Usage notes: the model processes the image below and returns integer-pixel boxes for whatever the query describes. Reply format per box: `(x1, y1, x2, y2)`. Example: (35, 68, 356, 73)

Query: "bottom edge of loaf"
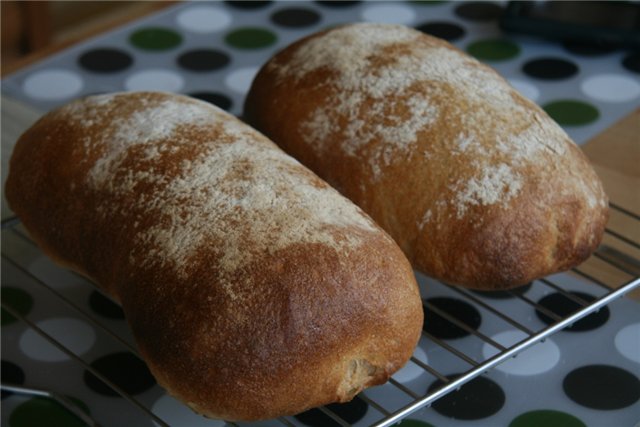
(150, 357, 395, 422)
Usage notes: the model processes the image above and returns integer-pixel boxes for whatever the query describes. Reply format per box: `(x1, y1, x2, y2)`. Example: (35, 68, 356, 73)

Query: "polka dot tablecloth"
(1, 2, 639, 427)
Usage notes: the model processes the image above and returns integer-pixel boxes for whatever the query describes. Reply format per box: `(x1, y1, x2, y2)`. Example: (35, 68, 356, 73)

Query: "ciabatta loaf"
(245, 23, 608, 290)
(5, 92, 423, 421)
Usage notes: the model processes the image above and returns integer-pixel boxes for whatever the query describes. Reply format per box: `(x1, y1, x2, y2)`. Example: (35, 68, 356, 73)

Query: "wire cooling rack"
(1, 200, 638, 427)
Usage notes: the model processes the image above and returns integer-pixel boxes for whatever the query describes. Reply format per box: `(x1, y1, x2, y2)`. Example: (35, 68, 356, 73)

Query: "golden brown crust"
(244, 23, 608, 290)
(5, 92, 423, 420)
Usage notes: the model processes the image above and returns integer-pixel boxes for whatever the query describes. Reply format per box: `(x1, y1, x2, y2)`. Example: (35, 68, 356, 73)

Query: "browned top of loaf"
(9, 92, 383, 295)
(245, 23, 608, 289)
(6, 92, 423, 420)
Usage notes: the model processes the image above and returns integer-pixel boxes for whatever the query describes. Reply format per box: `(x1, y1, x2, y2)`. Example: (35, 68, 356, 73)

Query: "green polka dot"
(396, 419, 436, 427)
(510, 410, 586, 427)
(467, 39, 521, 61)
(130, 27, 182, 51)
(543, 100, 600, 126)
(9, 396, 90, 427)
(1, 287, 34, 326)
(225, 27, 277, 49)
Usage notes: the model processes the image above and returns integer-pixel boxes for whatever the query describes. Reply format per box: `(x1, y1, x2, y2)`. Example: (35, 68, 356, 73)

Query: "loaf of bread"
(245, 23, 608, 290)
(5, 92, 423, 421)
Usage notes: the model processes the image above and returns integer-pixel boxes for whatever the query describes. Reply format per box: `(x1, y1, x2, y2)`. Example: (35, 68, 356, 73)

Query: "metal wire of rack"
(1, 201, 639, 427)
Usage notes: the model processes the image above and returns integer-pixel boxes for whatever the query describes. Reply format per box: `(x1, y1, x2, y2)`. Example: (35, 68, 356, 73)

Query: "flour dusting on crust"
(83, 98, 215, 190)
(281, 24, 439, 180)
(272, 23, 576, 217)
(453, 164, 523, 218)
(61, 93, 378, 288)
(140, 132, 378, 280)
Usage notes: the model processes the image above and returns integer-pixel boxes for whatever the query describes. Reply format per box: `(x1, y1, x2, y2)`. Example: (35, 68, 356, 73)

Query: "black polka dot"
(563, 40, 618, 56)
(271, 8, 321, 28)
(455, 2, 503, 22)
(78, 48, 133, 73)
(428, 374, 505, 419)
(189, 92, 233, 111)
(315, 1, 361, 8)
(84, 352, 155, 396)
(563, 365, 640, 410)
(224, 1, 273, 9)
(423, 297, 481, 339)
(535, 292, 609, 332)
(295, 396, 368, 426)
(177, 49, 231, 72)
(622, 52, 640, 73)
(522, 57, 579, 80)
(89, 291, 125, 320)
(472, 282, 532, 299)
(416, 21, 466, 41)
(1, 360, 25, 399)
